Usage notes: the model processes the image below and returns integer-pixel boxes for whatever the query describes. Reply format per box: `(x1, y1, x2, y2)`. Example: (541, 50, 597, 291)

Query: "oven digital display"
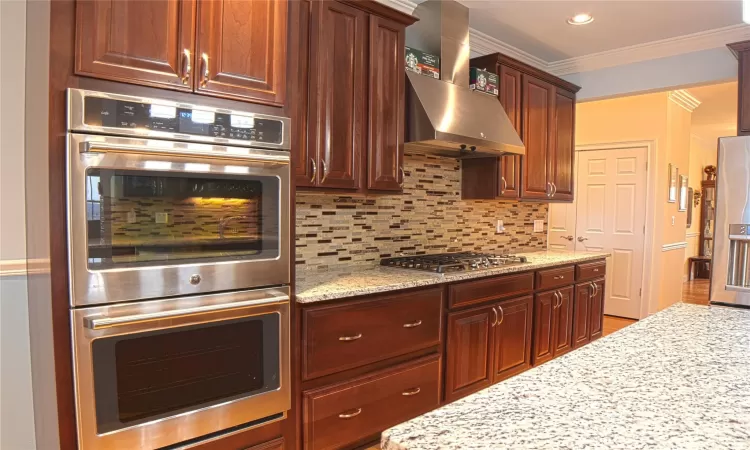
(83, 97, 283, 144)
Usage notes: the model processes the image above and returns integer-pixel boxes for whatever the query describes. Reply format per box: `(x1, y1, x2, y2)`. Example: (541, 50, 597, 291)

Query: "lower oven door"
(71, 287, 291, 450)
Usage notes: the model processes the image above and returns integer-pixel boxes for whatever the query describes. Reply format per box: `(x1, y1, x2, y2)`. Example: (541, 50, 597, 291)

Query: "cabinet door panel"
(554, 285, 574, 357)
(552, 89, 575, 201)
(195, 0, 287, 105)
(368, 15, 405, 191)
(572, 284, 592, 348)
(497, 65, 522, 199)
(308, 0, 366, 189)
(76, 0, 195, 90)
(291, 0, 315, 187)
(532, 291, 555, 366)
(445, 306, 494, 402)
(589, 279, 605, 341)
(493, 296, 533, 383)
(521, 75, 555, 200)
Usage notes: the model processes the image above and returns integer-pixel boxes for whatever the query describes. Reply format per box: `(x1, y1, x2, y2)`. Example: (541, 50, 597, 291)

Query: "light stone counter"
(382, 303, 750, 450)
(295, 250, 609, 303)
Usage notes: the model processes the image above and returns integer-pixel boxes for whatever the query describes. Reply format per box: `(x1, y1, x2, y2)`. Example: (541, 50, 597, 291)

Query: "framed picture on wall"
(668, 163, 678, 203)
(678, 175, 689, 212)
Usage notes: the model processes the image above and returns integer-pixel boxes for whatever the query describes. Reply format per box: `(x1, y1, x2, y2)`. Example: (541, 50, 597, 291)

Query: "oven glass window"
(91, 314, 280, 433)
(85, 168, 280, 269)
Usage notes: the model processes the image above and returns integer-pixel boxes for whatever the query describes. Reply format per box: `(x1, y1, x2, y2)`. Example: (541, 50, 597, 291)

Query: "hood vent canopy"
(404, 0, 525, 158)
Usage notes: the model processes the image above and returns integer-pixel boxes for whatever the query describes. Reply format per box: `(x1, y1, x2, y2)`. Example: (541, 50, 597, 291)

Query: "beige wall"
(576, 92, 693, 314)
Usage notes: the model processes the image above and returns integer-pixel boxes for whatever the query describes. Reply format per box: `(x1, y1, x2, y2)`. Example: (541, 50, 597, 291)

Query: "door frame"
(569, 140, 657, 319)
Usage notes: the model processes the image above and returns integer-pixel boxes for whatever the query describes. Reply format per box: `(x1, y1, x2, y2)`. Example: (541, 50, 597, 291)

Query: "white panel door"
(575, 147, 648, 319)
(548, 199, 576, 250)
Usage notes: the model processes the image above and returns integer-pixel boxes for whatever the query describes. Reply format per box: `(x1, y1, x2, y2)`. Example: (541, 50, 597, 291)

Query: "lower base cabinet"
(445, 295, 533, 402)
(573, 278, 605, 347)
(532, 286, 574, 366)
(302, 354, 441, 450)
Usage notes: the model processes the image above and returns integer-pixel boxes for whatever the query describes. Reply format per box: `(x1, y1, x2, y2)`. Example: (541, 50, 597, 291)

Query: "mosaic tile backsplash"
(105, 197, 261, 243)
(296, 154, 548, 270)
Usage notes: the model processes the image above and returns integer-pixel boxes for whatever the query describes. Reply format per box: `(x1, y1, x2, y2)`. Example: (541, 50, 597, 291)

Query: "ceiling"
(459, 0, 743, 62)
(685, 81, 737, 143)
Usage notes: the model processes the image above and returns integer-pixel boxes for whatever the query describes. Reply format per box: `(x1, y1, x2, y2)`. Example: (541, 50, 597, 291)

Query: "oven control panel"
(73, 90, 289, 149)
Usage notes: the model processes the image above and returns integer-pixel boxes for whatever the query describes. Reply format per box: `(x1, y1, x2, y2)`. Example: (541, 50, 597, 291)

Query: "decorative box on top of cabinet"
(462, 52, 580, 202)
(294, 0, 418, 193)
(75, 0, 288, 106)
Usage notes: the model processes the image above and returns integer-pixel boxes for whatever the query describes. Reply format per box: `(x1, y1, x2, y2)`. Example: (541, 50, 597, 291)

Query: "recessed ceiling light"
(567, 13, 594, 25)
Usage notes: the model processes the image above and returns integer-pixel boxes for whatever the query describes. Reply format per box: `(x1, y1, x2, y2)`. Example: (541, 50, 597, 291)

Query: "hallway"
(683, 279, 710, 306)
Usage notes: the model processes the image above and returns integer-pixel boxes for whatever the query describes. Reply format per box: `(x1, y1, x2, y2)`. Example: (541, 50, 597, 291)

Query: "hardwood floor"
(602, 315, 636, 336)
(682, 279, 710, 305)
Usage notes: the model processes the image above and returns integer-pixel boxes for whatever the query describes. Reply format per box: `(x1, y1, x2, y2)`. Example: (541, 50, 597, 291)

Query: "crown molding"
(547, 24, 750, 76)
(669, 90, 701, 112)
(375, 0, 750, 77)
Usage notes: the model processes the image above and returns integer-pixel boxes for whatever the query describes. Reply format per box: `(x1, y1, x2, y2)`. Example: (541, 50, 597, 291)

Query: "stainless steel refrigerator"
(710, 136, 750, 307)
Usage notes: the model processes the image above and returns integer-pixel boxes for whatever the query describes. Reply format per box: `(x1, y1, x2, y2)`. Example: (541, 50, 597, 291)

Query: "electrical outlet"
(155, 212, 169, 224)
(671, 216, 675, 226)
(534, 220, 544, 233)
(496, 219, 505, 233)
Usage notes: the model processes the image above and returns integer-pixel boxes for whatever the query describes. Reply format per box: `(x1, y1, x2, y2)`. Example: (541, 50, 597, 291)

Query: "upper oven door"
(67, 133, 290, 306)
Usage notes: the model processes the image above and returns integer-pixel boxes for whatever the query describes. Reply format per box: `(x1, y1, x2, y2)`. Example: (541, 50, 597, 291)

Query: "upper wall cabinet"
(75, 0, 287, 107)
(463, 53, 580, 202)
(728, 41, 750, 135)
(294, 0, 417, 192)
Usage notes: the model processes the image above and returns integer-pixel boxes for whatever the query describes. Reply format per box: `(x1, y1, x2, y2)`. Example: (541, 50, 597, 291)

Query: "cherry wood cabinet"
(195, 0, 288, 104)
(492, 295, 533, 383)
(532, 285, 574, 365)
(75, 0, 196, 91)
(444, 305, 494, 402)
(75, 0, 287, 106)
(573, 278, 605, 348)
(306, 0, 367, 189)
(296, 0, 417, 191)
(464, 53, 580, 202)
(728, 41, 750, 135)
(589, 278, 605, 342)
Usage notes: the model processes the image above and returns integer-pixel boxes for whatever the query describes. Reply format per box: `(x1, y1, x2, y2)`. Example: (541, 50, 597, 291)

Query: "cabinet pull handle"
(592, 282, 598, 297)
(338, 408, 362, 419)
(545, 182, 551, 197)
(403, 319, 422, 328)
(320, 159, 328, 183)
(497, 306, 504, 325)
(338, 333, 362, 342)
(593, 268, 599, 272)
(491, 307, 498, 326)
(399, 166, 405, 186)
(553, 291, 561, 308)
(309, 158, 317, 183)
(553, 275, 565, 280)
(402, 387, 421, 396)
(500, 176, 507, 194)
(551, 182, 557, 197)
(181, 48, 191, 84)
(200, 53, 209, 87)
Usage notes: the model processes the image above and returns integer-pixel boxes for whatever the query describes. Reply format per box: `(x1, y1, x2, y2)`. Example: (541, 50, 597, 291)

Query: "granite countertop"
(382, 303, 750, 450)
(295, 250, 609, 303)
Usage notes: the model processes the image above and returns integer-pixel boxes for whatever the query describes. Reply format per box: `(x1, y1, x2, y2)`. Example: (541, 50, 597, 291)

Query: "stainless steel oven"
(71, 287, 291, 449)
(66, 89, 291, 306)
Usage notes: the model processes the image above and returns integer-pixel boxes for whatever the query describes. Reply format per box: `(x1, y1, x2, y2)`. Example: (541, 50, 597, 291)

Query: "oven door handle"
(80, 141, 290, 164)
(83, 294, 289, 330)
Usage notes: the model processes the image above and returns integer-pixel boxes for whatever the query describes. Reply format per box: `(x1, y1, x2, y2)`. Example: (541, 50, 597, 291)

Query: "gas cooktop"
(380, 252, 529, 274)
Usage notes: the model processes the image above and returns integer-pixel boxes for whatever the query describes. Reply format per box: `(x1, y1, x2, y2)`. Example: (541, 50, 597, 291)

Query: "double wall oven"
(66, 89, 291, 449)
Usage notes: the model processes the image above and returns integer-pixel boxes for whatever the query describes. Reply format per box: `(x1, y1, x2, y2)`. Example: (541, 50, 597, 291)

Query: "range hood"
(405, 0, 525, 158)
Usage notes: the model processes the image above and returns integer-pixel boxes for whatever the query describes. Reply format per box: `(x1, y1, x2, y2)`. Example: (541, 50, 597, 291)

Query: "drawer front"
(303, 354, 441, 450)
(535, 266, 575, 291)
(576, 260, 606, 282)
(303, 288, 443, 379)
(448, 272, 534, 309)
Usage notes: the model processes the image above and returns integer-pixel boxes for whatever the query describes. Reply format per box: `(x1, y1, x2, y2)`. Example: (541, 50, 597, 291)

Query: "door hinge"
(643, 224, 646, 234)
(639, 288, 642, 297)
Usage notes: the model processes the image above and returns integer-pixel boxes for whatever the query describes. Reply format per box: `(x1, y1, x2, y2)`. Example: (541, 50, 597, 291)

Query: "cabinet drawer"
(535, 266, 574, 291)
(576, 260, 606, 282)
(448, 272, 533, 309)
(302, 288, 443, 379)
(303, 354, 441, 450)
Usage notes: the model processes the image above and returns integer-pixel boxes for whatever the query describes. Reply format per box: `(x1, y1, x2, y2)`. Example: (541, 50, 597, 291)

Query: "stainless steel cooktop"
(381, 252, 529, 273)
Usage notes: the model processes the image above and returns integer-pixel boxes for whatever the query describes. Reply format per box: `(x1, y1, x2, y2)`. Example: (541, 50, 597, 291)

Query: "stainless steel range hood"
(405, 0, 524, 158)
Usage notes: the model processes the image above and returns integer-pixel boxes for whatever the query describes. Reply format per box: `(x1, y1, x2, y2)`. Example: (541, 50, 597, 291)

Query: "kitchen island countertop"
(295, 250, 609, 303)
(382, 303, 750, 450)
